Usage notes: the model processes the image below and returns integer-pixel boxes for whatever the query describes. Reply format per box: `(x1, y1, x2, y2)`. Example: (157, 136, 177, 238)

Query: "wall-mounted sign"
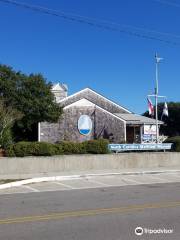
(108, 143, 172, 152)
(78, 115, 92, 136)
(144, 125, 156, 135)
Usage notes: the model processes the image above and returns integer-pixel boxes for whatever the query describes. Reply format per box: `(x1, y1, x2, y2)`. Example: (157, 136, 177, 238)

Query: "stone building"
(38, 84, 162, 144)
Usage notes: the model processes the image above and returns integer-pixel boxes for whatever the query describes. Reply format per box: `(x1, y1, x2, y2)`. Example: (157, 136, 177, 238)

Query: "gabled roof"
(52, 83, 68, 91)
(59, 87, 132, 113)
(115, 113, 163, 125)
(64, 98, 126, 123)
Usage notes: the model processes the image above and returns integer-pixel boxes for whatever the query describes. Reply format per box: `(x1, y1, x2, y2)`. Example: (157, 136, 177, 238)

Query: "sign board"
(142, 134, 152, 140)
(144, 125, 156, 135)
(108, 143, 172, 152)
(78, 115, 92, 136)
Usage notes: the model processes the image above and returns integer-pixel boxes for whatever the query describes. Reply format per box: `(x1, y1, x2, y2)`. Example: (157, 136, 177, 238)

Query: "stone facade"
(39, 87, 129, 144)
(40, 105, 125, 143)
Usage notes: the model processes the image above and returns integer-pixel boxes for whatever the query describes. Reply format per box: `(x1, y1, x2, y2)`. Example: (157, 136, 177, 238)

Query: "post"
(94, 105, 96, 139)
(38, 122, 41, 142)
(155, 53, 159, 143)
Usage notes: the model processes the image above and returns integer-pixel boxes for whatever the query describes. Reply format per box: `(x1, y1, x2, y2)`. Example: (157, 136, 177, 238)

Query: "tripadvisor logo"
(135, 226, 173, 236)
(135, 227, 143, 236)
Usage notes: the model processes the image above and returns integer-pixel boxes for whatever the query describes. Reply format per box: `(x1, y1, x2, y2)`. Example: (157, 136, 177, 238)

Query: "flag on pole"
(147, 98, 154, 116)
(162, 102, 168, 119)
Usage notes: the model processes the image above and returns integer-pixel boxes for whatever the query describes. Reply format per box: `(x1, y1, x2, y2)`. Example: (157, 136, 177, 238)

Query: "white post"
(155, 53, 159, 143)
(38, 122, 41, 142)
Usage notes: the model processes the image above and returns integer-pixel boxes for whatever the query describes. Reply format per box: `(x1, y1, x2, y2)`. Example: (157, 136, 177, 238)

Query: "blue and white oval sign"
(78, 115, 92, 136)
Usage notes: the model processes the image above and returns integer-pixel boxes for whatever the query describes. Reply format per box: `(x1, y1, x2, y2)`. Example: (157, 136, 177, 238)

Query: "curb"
(0, 169, 180, 190)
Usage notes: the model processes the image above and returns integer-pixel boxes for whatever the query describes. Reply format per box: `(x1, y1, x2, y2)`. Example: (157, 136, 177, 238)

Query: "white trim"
(124, 122, 127, 142)
(64, 98, 95, 109)
(38, 122, 41, 142)
(60, 88, 88, 102)
(60, 88, 132, 113)
(96, 105, 126, 123)
(64, 98, 126, 123)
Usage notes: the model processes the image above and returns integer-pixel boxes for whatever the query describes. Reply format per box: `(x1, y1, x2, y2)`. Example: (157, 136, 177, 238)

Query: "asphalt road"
(0, 182, 180, 240)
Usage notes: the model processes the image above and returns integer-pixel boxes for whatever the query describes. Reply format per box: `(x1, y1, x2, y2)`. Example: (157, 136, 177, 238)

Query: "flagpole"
(147, 54, 166, 144)
(155, 53, 159, 143)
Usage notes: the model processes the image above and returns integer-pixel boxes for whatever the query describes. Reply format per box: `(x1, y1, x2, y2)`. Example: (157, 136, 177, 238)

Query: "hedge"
(165, 136, 180, 152)
(5, 139, 109, 157)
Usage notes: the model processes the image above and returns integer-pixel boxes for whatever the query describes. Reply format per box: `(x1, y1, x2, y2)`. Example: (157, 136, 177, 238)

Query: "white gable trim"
(64, 98, 126, 123)
(64, 98, 95, 109)
(60, 88, 132, 113)
(64, 98, 126, 141)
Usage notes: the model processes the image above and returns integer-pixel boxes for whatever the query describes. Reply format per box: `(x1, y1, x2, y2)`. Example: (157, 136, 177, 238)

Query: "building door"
(126, 126, 141, 143)
(126, 126, 134, 143)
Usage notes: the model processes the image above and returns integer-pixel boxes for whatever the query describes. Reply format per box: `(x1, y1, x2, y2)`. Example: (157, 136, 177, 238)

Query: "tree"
(143, 102, 180, 137)
(0, 100, 22, 148)
(0, 65, 62, 141)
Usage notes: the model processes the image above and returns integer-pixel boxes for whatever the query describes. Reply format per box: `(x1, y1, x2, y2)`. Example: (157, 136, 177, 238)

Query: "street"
(0, 181, 180, 240)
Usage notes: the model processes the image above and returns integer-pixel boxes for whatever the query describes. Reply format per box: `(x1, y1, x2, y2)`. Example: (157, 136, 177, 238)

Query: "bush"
(61, 141, 87, 154)
(5, 139, 109, 157)
(85, 139, 109, 154)
(0, 128, 13, 149)
(5, 145, 16, 157)
(5, 142, 63, 157)
(31, 142, 60, 156)
(12, 141, 32, 157)
(165, 136, 180, 152)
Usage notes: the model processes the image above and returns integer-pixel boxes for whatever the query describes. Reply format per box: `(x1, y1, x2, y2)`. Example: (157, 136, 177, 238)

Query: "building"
(38, 84, 163, 144)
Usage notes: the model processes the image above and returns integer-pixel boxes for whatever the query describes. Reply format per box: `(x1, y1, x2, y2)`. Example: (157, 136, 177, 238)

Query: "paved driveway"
(0, 172, 180, 195)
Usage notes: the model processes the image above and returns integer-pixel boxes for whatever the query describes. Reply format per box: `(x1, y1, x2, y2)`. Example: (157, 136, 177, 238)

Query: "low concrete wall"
(0, 153, 180, 179)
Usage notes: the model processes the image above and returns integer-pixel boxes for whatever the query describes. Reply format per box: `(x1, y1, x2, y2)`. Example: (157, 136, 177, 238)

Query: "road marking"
(87, 179, 110, 187)
(121, 178, 137, 185)
(53, 181, 75, 189)
(122, 177, 143, 184)
(21, 185, 40, 192)
(0, 201, 180, 225)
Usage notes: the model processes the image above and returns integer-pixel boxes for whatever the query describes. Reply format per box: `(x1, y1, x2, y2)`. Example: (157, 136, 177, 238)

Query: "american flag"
(147, 98, 154, 116)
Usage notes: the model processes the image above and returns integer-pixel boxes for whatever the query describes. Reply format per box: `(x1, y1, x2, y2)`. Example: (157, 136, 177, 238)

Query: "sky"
(0, 0, 180, 114)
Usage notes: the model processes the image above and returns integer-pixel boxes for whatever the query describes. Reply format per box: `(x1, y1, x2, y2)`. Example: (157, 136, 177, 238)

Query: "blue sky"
(0, 0, 180, 113)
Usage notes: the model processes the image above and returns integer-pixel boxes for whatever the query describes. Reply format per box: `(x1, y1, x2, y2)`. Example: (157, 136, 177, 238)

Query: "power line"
(0, 0, 180, 46)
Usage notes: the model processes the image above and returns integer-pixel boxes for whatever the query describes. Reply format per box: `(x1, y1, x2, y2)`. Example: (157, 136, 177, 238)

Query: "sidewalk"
(1, 166, 180, 180)
(0, 166, 180, 191)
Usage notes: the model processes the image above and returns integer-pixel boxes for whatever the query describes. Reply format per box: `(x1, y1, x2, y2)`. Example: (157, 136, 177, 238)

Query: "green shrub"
(54, 144, 64, 155)
(13, 141, 32, 157)
(85, 139, 109, 154)
(5, 138, 109, 157)
(0, 128, 13, 149)
(5, 142, 62, 157)
(5, 145, 16, 157)
(61, 141, 87, 154)
(31, 142, 59, 156)
(165, 136, 180, 152)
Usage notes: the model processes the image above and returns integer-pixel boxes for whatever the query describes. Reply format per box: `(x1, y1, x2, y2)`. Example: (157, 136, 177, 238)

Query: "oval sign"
(78, 115, 92, 136)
